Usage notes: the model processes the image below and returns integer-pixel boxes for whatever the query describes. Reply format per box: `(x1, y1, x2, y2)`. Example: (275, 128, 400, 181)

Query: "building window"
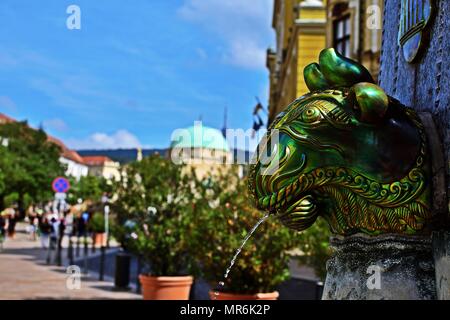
(333, 15, 351, 57)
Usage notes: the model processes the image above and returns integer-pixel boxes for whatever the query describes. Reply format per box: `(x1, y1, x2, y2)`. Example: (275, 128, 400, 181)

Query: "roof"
(45, 135, 85, 164)
(65, 150, 86, 164)
(0, 112, 86, 165)
(170, 124, 230, 151)
(0, 113, 16, 124)
(82, 156, 114, 166)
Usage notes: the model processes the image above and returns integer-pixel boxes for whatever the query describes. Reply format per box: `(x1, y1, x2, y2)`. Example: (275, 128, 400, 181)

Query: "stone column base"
(433, 231, 450, 299)
(322, 234, 436, 300)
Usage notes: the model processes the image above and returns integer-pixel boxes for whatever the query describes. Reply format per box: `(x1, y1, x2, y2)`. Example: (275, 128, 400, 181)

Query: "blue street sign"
(52, 177, 70, 193)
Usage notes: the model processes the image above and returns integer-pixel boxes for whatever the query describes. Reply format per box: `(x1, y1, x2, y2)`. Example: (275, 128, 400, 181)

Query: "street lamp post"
(104, 204, 110, 248)
(99, 201, 110, 281)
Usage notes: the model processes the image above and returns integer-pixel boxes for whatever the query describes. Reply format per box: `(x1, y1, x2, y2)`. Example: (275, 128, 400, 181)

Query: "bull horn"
(349, 82, 389, 123)
(304, 63, 329, 91)
(319, 48, 374, 87)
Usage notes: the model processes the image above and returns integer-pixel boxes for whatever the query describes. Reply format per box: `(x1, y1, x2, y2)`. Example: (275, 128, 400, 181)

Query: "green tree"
(0, 121, 65, 212)
(191, 167, 304, 294)
(67, 175, 111, 204)
(192, 166, 331, 292)
(112, 155, 197, 276)
(0, 146, 10, 198)
(293, 218, 331, 280)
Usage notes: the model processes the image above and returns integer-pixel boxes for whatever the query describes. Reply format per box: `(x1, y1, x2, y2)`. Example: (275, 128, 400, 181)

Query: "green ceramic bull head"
(249, 48, 432, 236)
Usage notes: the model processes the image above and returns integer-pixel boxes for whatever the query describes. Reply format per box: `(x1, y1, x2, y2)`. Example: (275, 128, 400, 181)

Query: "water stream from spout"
(213, 212, 270, 299)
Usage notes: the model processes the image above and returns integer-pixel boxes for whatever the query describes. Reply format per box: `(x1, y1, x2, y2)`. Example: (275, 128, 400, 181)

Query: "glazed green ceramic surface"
(249, 48, 432, 236)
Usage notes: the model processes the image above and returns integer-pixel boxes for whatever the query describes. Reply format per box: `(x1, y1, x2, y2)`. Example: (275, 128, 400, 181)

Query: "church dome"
(170, 123, 230, 152)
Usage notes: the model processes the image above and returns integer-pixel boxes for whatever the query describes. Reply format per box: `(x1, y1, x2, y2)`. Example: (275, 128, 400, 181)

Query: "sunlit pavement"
(0, 223, 141, 300)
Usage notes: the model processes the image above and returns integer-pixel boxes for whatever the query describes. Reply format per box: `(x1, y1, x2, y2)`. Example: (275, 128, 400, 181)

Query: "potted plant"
(113, 155, 197, 300)
(89, 212, 106, 246)
(293, 218, 331, 282)
(191, 167, 302, 300)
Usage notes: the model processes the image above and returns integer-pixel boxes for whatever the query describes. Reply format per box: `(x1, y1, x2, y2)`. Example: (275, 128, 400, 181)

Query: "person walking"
(27, 205, 38, 241)
(57, 214, 66, 250)
(0, 212, 6, 251)
(6, 207, 17, 239)
(49, 216, 59, 250)
(38, 215, 52, 249)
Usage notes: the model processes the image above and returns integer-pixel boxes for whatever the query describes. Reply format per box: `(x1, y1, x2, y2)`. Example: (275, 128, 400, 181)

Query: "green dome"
(170, 124, 229, 152)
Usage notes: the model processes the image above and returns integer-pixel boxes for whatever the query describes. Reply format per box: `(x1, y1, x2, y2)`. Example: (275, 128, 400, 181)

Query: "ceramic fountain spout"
(248, 48, 443, 299)
(249, 48, 434, 236)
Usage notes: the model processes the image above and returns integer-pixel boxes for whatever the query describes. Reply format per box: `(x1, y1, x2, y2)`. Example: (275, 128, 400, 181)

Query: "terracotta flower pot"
(93, 232, 106, 246)
(139, 275, 193, 300)
(209, 290, 279, 300)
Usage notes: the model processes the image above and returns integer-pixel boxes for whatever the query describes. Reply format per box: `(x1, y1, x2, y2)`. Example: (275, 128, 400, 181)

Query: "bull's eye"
(301, 106, 322, 123)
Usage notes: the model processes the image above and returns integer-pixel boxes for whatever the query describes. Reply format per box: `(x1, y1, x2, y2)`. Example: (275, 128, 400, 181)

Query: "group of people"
(0, 202, 94, 250)
(28, 203, 93, 249)
(0, 207, 18, 244)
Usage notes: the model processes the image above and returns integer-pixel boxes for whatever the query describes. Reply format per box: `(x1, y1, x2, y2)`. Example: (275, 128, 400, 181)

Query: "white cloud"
(222, 39, 267, 70)
(0, 47, 136, 116)
(178, 0, 273, 70)
(0, 48, 59, 70)
(106, 38, 142, 56)
(178, 0, 271, 23)
(196, 48, 208, 60)
(67, 130, 144, 150)
(43, 118, 68, 132)
(0, 95, 17, 111)
(0, 52, 18, 68)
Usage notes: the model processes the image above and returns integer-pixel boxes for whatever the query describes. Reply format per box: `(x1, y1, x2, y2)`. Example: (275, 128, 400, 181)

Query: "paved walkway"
(0, 223, 141, 300)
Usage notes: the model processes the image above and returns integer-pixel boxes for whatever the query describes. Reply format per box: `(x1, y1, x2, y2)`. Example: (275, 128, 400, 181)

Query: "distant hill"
(77, 149, 166, 164)
(77, 148, 253, 165)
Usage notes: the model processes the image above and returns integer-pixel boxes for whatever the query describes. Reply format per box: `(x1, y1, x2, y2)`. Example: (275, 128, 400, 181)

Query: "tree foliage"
(112, 156, 331, 288)
(294, 217, 331, 280)
(112, 155, 197, 276)
(67, 175, 112, 204)
(191, 167, 303, 294)
(0, 121, 65, 210)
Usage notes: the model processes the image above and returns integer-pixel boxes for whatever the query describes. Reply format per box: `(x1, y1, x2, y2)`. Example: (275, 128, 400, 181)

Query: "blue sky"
(0, 0, 273, 150)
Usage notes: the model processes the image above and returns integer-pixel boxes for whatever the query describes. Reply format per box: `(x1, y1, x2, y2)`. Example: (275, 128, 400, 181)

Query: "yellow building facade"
(267, 0, 327, 124)
(81, 156, 121, 181)
(267, 0, 383, 125)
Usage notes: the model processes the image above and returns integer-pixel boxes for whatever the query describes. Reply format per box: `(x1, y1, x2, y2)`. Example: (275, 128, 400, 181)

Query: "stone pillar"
(433, 231, 450, 299)
(322, 235, 436, 300)
(321, 0, 449, 300)
(378, 0, 450, 299)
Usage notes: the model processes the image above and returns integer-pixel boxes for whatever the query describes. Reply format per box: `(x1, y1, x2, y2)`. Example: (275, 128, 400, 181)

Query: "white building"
(46, 136, 89, 180)
(1, 113, 88, 180)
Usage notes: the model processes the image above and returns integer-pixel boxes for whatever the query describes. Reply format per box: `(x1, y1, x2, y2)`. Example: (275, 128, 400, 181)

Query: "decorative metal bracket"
(418, 112, 448, 227)
(398, 0, 435, 63)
